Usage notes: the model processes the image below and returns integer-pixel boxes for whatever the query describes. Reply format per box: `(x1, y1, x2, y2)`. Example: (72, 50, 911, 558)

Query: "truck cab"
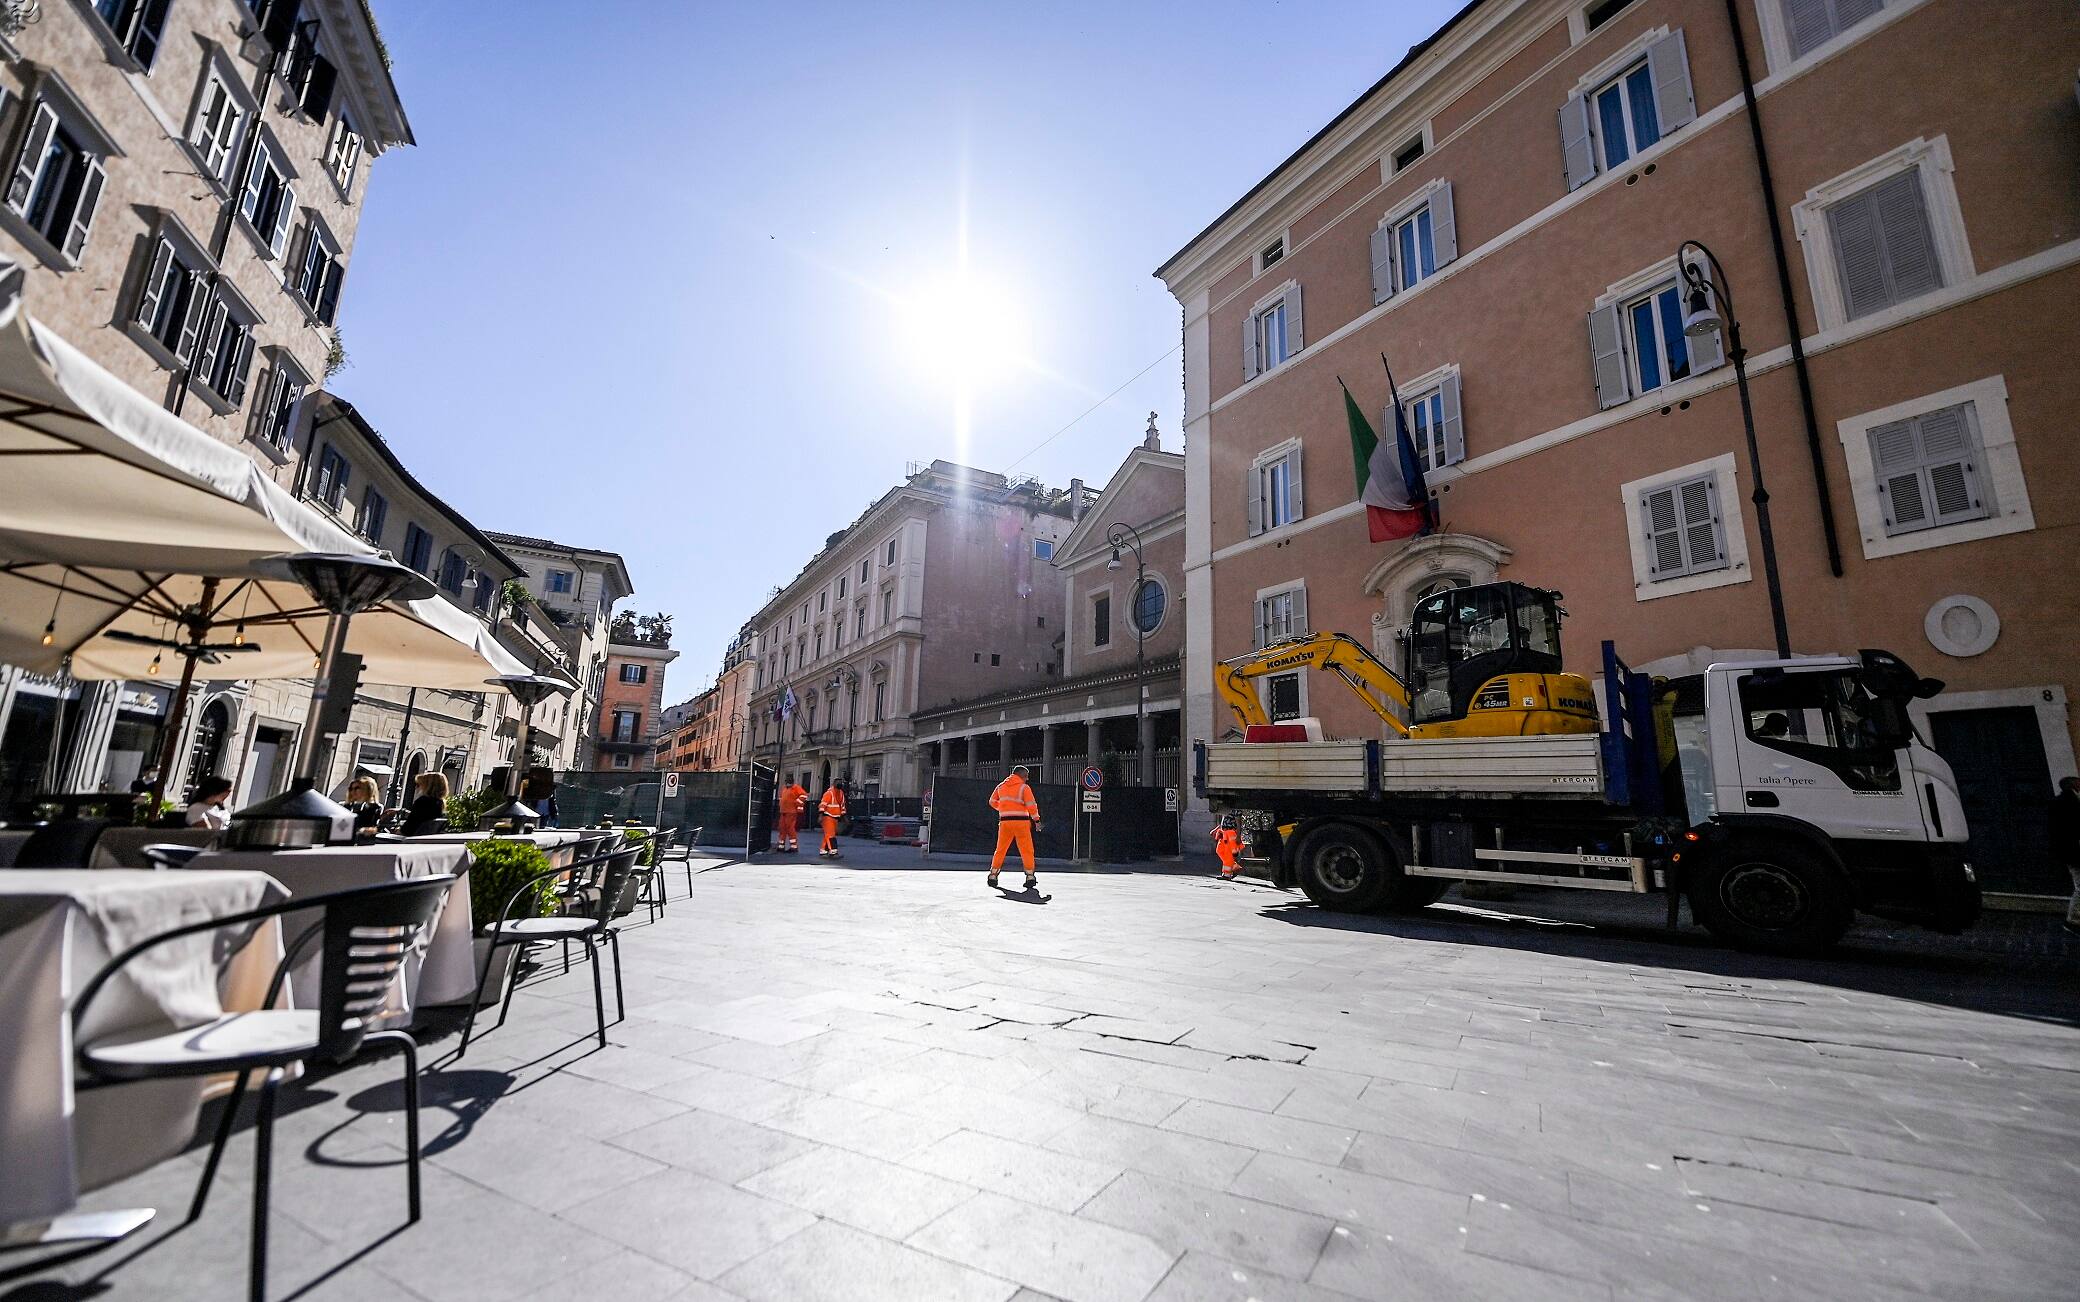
(1674, 649, 1979, 944)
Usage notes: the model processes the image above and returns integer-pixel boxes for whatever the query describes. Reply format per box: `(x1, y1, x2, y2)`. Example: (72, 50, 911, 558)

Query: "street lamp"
(828, 667, 859, 787)
(1678, 240, 1791, 660)
(1106, 522, 1149, 785)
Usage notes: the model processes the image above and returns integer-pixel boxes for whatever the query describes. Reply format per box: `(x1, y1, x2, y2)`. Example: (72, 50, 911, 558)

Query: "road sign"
(1081, 790, 1102, 812)
(1164, 787, 1178, 812)
(1080, 766, 1104, 791)
(663, 771, 680, 798)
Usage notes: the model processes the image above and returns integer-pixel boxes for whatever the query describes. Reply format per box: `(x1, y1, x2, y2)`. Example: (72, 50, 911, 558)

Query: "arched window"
(184, 698, 229, 798)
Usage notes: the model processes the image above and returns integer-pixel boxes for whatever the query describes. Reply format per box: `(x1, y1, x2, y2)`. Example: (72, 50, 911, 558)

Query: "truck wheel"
(1690, 838, 1851, 956)
(1295, 823, 1390, 912)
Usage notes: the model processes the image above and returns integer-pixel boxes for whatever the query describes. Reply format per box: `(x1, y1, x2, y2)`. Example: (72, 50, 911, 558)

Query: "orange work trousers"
(776, 811, 798, 848)
(820, 815, 839, 854)
(990, 819, 1035, 874)
(1215, 836, 1240, 872)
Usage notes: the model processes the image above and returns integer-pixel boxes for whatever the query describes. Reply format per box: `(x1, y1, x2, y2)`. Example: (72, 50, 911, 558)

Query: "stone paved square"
(13, 850, 2078, 1301)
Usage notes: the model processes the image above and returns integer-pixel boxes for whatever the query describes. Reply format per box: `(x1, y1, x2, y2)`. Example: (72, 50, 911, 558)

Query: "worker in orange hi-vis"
(986, 764, 1042, 890)
(817, 781, 848, 859)
(1213, 818, 1243, 877)
(775, 779, 809, 852)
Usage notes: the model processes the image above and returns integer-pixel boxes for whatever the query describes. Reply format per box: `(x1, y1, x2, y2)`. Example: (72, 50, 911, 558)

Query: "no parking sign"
(1080, 766, 1104, 791)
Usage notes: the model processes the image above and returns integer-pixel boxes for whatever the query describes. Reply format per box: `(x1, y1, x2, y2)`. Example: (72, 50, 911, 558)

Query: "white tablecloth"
(0, 869, 286, 1226)
(90, 826, 220, 869)
(187, 843, 475, 1010)
(397, 829, 589, 868)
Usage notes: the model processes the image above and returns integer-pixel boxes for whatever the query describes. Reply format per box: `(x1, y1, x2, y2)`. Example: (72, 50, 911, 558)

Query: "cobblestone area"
(15, 847, 2078, 1301)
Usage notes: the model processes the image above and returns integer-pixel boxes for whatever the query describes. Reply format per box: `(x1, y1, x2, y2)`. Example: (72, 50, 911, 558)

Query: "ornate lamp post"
(1105, 523, 1149, 785)
(1677, 239, 1791, 658)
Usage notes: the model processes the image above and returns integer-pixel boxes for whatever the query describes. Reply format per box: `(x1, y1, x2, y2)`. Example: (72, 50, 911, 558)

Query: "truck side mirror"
(1915, 677, 1944, 699)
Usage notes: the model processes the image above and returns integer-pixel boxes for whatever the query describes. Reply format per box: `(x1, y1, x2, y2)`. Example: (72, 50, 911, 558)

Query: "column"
(1085, 719, 1102, 776)
(995, 730, 1009, 778)
(1039, 724, 1056, 785)
(55, 681, 122, 793)
(1137, 711, 1155, 787)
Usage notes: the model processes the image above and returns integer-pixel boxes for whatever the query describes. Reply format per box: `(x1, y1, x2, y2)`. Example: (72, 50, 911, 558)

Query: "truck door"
(1728, 667, 1921, 844)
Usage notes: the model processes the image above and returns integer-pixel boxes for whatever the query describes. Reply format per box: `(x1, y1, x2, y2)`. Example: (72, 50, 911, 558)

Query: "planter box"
(466, 937, 520, 1008)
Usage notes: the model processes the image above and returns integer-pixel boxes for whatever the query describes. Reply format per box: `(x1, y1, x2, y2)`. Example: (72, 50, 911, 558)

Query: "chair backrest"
(410, 818, 450, 836)
(312, 875, 458, 1063)
(140, 843, 206, 870)
(16, 818, 113, 868)
(594, 848, 642, 921)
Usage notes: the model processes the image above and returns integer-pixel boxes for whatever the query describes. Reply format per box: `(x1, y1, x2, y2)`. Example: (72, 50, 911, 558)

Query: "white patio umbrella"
(0, 260, 552, 797)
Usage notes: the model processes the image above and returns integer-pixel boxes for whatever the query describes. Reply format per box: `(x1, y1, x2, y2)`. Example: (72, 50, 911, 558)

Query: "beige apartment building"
(915, 424, 1185, 789)
(0, 0, 411, 807)
(485, 532, 634, 772)
(1158, 0, 2078, 894)
(748, 460, 1079, 799)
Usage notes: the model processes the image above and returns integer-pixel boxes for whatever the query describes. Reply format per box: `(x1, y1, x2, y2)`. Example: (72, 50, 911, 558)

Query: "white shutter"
(1872, 168, 1942, 301)
(249, 365, 283, 440)
(1439, 372, 1465, 467)
(1283, 283, 1303, 353)
(1253, 597, 1269, 650)
(1558, 93, 1596, 191)
(1242, 312, 1259, 382)
(174, 278, 210, 362)
(1292, 586, 1309, 637)
(1641, 486, 1687, 577)
(61, 155, 104, 261)
(1869, 417, 1925, 532)
(224, 327, 255, 406)
(1588, 303, 1628, 409)
(193, 296, 227, 383)
(1916, 404, 1983, 525)
(1646, 30, 1697, 135)
(1429, 182, 1457, 267)
(269, 181, 296, 256)
(1784, 0, 1837, 57)
(7, 100, 57, 215)
(1285, 446, 1304, 521)
(1370, 222, 1394, 305)
(134, 237, 174, 328)
(1246, 466, 1264, 537)
(1678, 475, 1725, 572)
(240, 150, 268, 225)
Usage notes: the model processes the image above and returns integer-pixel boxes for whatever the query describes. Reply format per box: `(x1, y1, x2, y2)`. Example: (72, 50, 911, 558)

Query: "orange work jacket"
(988, 775, 1039, 821)
(818, 787, 847, 819)
(780, 784, 809, 815)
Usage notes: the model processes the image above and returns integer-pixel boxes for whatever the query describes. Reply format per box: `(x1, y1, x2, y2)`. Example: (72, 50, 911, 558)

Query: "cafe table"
(393, 827, 590, 869)
(186, 841, 475, 1011)
(0, 869, 287, 1227)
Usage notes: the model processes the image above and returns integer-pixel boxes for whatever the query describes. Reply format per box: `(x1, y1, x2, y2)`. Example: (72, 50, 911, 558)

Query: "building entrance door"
(1929, 707, 2057, 895)
(242, 726, 292, 807)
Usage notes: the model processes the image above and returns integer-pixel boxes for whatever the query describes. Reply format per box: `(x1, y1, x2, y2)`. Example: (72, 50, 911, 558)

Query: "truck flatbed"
(1202, 733, 1609, 801)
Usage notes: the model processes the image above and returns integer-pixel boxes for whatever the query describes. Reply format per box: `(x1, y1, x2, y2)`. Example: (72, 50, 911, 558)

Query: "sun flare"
(895, 272, 1031, 392)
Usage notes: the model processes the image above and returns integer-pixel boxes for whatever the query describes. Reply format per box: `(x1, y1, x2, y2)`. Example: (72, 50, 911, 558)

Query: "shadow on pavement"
(1257, 897, 2080, 1026)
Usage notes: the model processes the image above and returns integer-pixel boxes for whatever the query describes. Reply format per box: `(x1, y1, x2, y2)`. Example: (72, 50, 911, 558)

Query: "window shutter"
(1784, 0, 1836, 56)
(1439, 372, 1465, 467)
(134, 237, 174, 327)
(1678, 475, 1725, 572)
(1587, 303, 1628, 409)
(1246, 467, 1264, 538)
(60, 156, 105, 262)
(300, 55, 337, 120)
(1872, 168, 1942, 302)
(1646, 30, 1697, 135)
(1253, 598, 1269, 650)
(260, 0, 302, 51)
(1369, 222, 1394, 305)
(1283, 283, 1304, 353)
(193, 297, 227, 382)
(268, 182, 296, 256)
(1292, 587, 1309, 638)
(1241, 312, 1259, 382)
(249, 365, 281, 440)
(316, 256, 342, 325)
(1285, 446, 1304, 521)
(174, 276, 210, 362)
(240, 153, 268, 226)
(1641, 485, 1686, 577)
(1429, 182, 1458, 267)
(8, 101, 58, 215)
(1913, 404, 1986, 527)
(132, 0, 172, 69)
(1558, 93, 1596, 191)
(224, 328, 255, 406)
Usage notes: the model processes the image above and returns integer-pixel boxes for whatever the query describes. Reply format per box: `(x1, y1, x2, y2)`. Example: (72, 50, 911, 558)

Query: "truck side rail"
(1598, 640, 1663, 814)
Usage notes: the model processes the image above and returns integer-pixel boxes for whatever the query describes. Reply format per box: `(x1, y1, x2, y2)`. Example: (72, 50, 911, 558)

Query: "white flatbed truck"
(1194, 642, 1980, 954)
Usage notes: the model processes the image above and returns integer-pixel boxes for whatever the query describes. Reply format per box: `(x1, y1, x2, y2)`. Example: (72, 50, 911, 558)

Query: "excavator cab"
(1402, 583, 1595, 737)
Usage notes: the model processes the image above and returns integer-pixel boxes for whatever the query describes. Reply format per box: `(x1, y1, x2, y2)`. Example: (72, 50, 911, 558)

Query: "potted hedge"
(465, 838, 554, 1006)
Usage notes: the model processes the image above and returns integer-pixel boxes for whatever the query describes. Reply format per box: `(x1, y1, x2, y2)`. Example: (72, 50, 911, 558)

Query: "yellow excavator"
(1217, 581, 1600, 739)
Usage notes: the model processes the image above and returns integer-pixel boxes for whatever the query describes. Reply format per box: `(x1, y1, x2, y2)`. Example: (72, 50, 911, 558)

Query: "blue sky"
(341, 0, 1465, 690)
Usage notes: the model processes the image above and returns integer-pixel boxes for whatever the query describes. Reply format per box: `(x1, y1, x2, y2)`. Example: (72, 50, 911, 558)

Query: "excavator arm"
(1216, 633, 1412, 737)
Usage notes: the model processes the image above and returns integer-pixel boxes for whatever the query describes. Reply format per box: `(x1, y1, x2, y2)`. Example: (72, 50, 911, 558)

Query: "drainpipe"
(1723, 0, 1844, 578)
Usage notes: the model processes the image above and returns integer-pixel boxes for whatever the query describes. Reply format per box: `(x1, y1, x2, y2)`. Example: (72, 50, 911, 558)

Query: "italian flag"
(1344, 371, 1435, 543)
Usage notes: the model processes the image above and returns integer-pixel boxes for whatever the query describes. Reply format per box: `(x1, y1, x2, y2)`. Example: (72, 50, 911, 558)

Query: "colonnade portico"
(918, 709, 1180, 790)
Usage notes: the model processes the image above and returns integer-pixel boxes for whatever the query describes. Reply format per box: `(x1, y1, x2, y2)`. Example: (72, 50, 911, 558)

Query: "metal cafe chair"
(69, 875, 458, 1302)
(658, 825, 702, 895)
(456, 847, 641, 1058)
(628, 829, 674, 922)
(12, 818, 113, 868)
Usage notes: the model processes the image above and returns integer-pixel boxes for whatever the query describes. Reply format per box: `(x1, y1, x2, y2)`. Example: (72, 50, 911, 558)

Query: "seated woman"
(183, 776, 235, 830)
(342, 775, 386, 831)
(400, 771, 450, 836)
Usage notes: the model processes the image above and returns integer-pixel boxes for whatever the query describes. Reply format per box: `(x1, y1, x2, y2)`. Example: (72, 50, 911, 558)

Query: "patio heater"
(225, 554, 434, 849)
(481, 673, 575, 831)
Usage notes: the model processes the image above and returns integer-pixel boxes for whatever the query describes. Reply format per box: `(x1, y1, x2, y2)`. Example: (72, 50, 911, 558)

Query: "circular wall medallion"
(1923, 595, 1998, 658)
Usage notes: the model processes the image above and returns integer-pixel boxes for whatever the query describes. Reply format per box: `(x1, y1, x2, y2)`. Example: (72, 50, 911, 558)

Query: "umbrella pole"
(144, 649, 201, 811)
(290, 611, 353, 788)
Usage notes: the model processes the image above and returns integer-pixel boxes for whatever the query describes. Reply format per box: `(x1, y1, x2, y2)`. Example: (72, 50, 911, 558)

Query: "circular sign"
(1080, 766, 1104, 791)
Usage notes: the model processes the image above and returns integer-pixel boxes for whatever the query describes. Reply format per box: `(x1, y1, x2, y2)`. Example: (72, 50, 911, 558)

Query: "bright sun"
(896, 272, 1031, 391)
